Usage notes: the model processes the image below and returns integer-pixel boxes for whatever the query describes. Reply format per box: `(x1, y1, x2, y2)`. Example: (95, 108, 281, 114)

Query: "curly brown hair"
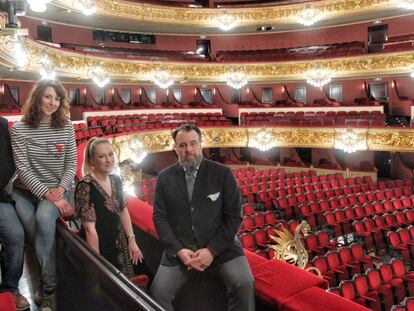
(22, 80, 70, 128)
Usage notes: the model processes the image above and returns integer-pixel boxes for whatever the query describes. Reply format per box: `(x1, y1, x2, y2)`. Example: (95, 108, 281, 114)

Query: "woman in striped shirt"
(10, 79, 77, 311)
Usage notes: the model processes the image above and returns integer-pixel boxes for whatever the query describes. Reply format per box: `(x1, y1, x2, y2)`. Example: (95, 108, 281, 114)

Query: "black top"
(0, 117, 15, 202)
(75, 174, 134, 277)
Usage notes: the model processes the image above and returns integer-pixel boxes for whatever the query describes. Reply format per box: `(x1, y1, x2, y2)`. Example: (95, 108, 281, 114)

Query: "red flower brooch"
(56, 144, 63, 152)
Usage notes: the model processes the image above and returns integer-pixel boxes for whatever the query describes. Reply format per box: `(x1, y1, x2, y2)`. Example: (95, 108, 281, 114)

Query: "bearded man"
(150, 124, 255, 311)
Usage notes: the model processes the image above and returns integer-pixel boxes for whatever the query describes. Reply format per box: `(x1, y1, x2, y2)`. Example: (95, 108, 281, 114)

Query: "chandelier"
(306, 68, 332, 88)
(153, 71, 174, 89)
(296, 8, 322, 26)
(334, 128, 368, 153)
(129, 140, 148, 164)
(249, 129, 277, 152)
(398, 0, 414, 10)
(92, 66, 110, 88)
(27, 0, 51, 13)
(215, 13, 238, 31)
(39, 55, 56, 80)
(5, 37, 28, 68)
(226, 72, 247, 89)
(79, 0, 97, 15)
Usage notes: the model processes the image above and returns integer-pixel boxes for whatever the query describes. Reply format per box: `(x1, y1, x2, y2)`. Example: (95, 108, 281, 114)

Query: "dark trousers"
(150, 255, 255, 311)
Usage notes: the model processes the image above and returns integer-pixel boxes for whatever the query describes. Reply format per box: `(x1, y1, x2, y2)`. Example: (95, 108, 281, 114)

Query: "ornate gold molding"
(52, 0, 398, 28)
(0, 13, 6, 31)
(110, 127, 414, 157)
(1, 38, 413, 82)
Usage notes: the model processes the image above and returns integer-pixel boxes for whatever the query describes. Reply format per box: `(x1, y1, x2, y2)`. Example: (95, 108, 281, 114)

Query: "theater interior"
(1, 0, 414, 310)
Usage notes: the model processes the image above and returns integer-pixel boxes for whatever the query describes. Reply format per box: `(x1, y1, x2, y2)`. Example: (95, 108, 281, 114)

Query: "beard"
(179, 153, 203, 171)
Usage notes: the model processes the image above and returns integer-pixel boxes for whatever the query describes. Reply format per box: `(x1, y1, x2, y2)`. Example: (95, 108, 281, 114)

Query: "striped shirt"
(10, 120, 77, 199)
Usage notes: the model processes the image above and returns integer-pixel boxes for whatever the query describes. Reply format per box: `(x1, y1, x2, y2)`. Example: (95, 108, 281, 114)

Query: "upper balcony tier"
(1, 35, 413, 85)
(26, 0, 412, 35)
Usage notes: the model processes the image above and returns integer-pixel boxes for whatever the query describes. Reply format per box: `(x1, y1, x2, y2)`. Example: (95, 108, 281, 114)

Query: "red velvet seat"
(304, 234, 325, 258)
(395, 211, 412, 226)
(391, 258, 414, 296)
(350, 243, 377, 270)
(243, 204, 256, 216)
(387, 231, 413, 262)
(312, 256, 337, 287)
(363, 217, 385, 249)
(241, 216, 255, 232)
(316, 230, 337, 251)
(379, 263, 405, 304)
(352, 274, 381, 311)
(353, 220, 375, 251)
(334, 209, 352, 234)
(253, 213, 266, 229)
(253, 229, 270, 248)
(324, 211, 343, 238)
(326, 251, 350, 281)
(366, 268, 393, 310)
(338, 247, 361, 275)
(263, 211, 281, 226)
(339, 280, 367, 307)
(240, 232, 258, 252)
(384, 213, 400, 230)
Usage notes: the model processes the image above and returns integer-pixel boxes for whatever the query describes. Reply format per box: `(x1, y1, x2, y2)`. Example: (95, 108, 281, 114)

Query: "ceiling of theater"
(24, 0, 411, 35)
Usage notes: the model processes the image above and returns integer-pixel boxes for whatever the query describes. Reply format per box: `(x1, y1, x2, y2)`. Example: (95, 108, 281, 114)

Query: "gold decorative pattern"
(368, 129, 414, 152)
(52, 0, 398, 28)
(202, 127, 248, 148)
(0, 13, 6, 30)
(1, 38, 414, 82)
(113, 131, 174, 156)
(268, 220, 310, 269)
(109, 127, 414, 159)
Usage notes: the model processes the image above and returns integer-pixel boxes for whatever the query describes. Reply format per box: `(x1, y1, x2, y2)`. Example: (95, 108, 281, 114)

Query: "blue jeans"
(0, 202, 25, 294)
(12, 187, 71, 293)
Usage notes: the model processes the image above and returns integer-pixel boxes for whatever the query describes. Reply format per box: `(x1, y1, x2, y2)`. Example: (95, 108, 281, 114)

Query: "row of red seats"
(235, 170, 322, 185)
(216, 41, 365, 62)
(88, 112, 226, 127)
(239, 220, 302, 257)
(231, 166, 285, 177)
(240, 211, 283, 233)
(387, 227, 414, 263)
(313, 243, 380, 287)
(241, 110, 383, 122)
(265, 187, 412, 220)
(236, 172, 379, 188)
(325, 202, 414, 240)
(111, 119, 233, 134)
(351, 212, 414, 251)
(62, 42, 207, 62)
(247, 119, 385, 128)
(328, 259, 414, 311)
(75, 126, 104, 145)
(256, 182, 382, 206)
(323, 202, 414, 235)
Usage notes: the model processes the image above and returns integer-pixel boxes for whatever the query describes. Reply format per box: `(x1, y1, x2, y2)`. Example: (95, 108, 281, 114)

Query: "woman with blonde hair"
(75, 137, 146, 278)
(11, 79, 77, 311)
